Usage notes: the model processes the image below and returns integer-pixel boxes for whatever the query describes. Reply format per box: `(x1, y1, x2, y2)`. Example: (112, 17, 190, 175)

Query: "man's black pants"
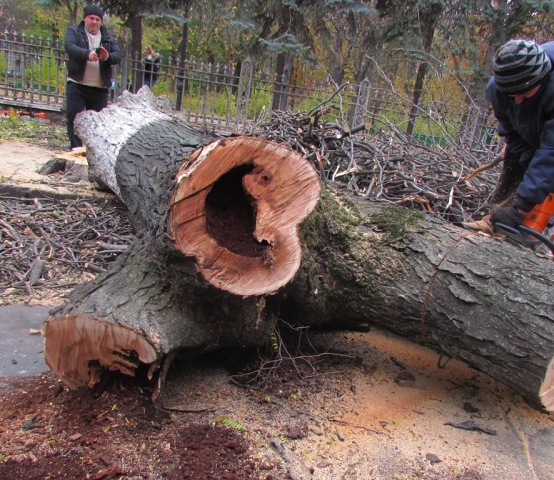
(66, 82, 108, 149)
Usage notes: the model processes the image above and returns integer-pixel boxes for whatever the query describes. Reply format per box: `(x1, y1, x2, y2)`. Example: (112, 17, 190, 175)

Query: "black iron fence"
(1, 30, 500, 158)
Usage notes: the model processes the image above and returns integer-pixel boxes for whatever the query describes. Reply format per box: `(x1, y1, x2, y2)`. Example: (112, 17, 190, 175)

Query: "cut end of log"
(169, 136, 320, 296)
(539, 355, 554, 412)
(44, 315, 158, 390)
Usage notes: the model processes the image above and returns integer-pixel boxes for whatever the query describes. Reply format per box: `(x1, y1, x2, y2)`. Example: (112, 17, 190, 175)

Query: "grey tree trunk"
(43, 88, 554, 411)
(286, 194, 554, 411)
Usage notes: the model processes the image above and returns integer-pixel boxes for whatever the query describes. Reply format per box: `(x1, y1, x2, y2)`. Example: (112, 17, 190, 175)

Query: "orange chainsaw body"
(522, 193, 554, 234)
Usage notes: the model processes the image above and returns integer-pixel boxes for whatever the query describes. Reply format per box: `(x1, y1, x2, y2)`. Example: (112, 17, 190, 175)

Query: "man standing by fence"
(64, 5, 121, 150)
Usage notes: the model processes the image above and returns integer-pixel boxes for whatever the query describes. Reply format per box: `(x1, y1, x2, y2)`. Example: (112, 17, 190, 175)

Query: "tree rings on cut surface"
(169, 136, 321, 296)
(44, 315, 157, 389)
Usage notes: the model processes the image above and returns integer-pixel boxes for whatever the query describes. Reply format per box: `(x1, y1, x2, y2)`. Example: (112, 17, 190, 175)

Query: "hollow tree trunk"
(44, 88, 320, 400)
(44, 88, 554, 412)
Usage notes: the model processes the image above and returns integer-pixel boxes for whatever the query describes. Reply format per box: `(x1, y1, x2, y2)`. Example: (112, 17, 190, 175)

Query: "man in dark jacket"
(64, 5, 122, 149)
(484, 39, 554, 229)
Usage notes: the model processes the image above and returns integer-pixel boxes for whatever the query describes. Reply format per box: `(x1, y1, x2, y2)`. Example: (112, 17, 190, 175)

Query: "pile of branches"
(0, 196, 134, 303)
(254, 109, 501, 225)
(1, 109, 502, 302)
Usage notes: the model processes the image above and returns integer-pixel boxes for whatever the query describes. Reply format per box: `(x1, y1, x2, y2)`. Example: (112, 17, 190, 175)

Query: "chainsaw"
(493, 193, 554, 257)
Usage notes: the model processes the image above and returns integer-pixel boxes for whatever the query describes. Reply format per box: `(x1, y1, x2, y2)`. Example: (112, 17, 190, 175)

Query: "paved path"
(0, 305, 50, 376)
(0, 140, 104, 199)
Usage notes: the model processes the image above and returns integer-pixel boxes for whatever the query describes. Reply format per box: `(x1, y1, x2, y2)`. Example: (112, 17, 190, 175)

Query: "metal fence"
(0, 31, 66, 112)
(0, 30, 500, 157)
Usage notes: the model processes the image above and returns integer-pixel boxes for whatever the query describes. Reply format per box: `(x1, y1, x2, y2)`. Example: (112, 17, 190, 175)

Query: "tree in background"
(102, 0, 146, 65)
(374, 0, 445, 136)
(35, 0, 82, 26)
(0, 0, 70, 33)
(4, 0, 554, 120)
(184, 0, 252, 64)
(174, 0, 189, 110)
(317, 0, 381, 87)
(246, 0, 314, 111)
(171, 0, 258, 109)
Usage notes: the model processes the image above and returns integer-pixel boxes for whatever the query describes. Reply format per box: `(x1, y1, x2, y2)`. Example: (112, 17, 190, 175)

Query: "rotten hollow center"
(205, 164, 270, 258)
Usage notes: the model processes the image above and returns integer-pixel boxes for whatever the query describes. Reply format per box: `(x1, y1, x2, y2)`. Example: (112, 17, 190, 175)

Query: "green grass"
(0, 114, 67, 150)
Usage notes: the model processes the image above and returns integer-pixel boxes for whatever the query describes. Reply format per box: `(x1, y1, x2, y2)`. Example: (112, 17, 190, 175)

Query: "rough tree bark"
(44, 88, 554, 411)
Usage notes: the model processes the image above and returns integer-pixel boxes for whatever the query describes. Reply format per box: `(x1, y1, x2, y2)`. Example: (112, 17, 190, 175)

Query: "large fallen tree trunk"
(44, 88, 554, 411)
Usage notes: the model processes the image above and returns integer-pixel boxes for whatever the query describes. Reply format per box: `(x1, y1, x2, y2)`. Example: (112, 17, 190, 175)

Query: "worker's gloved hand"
(490, 205, 525, 228)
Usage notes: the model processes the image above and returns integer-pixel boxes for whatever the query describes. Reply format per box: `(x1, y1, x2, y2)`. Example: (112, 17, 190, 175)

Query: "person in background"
(465, 39, 554, 232)
(64, 5, 122, 150)
(143, 45, 161, 89)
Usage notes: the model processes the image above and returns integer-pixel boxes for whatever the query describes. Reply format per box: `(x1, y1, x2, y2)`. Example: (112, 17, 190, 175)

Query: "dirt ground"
(1, 140, 554, 480)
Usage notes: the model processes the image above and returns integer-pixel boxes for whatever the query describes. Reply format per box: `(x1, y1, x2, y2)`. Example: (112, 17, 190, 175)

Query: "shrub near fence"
(0, 30, 500, 159)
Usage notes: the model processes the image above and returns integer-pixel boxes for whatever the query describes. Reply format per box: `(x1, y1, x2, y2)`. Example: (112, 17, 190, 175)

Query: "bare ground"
(2, 326, 554, 480)
(1, 140, 553, 480)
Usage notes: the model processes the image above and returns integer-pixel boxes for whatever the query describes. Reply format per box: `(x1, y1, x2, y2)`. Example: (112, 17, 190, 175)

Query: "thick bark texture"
(44, 88, 554, 411)
(285, 194, 554, 411)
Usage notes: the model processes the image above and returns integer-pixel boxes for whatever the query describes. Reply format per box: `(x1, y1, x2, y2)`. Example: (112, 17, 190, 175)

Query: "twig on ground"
(0, 196, 134, 302)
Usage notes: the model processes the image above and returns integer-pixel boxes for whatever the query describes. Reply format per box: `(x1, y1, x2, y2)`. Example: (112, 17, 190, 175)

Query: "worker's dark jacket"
(486, 41, 554, 211)
(64, 22, 122, 89)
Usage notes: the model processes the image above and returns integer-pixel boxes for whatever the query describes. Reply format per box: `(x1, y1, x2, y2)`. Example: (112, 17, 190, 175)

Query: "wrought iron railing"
(0, 30, 500, 158)
(0, 31, 66, 111)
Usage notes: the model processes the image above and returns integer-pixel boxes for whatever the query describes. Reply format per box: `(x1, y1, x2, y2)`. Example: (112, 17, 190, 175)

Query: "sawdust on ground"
(0, 140, 553, 480)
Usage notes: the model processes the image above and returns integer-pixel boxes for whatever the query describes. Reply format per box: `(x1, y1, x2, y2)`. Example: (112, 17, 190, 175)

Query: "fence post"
(111, 40, 130, 102)
(235, 57, 253, 127)
(348, 78, 371, 129)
